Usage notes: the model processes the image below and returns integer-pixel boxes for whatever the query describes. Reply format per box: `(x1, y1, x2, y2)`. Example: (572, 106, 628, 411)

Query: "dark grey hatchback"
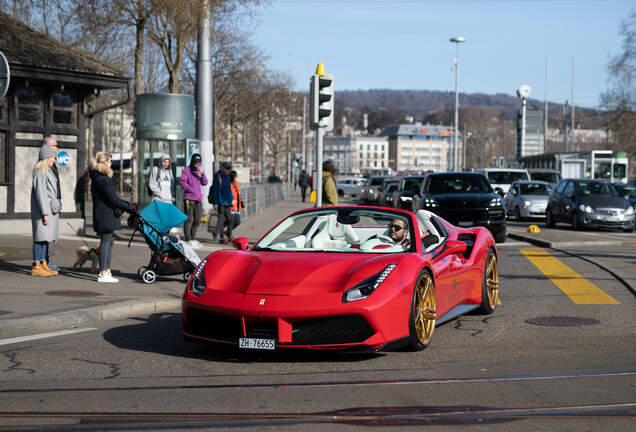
(546, 179, 635, 232)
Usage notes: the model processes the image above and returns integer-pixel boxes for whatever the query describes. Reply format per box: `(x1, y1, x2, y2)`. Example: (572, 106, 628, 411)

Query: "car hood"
(519, 194, 550, 202)
(581, 196, 630, 210)
(201, 250, 403, 296)
(428, 193, 498, 208)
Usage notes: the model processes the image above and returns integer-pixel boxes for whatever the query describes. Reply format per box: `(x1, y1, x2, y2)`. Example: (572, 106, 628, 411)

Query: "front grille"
(292, 315, 375, 345)
(185, 308, 242, 341)
(185, 309, 376, 346)
(597, 208, 624, 216)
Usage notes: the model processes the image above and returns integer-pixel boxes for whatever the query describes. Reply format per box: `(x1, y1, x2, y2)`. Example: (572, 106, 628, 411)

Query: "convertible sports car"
(182, 206, 499, 352)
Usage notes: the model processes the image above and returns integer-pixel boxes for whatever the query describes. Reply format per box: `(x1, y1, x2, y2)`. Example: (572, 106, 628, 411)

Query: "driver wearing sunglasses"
(387, 219, 409, 246)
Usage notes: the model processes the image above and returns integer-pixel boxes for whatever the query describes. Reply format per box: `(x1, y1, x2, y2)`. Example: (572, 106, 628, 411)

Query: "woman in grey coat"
(30, 145, 60, 276)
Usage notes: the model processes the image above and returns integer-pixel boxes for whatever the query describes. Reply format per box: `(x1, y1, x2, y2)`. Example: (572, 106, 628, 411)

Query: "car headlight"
(422, 197, 439, 208)
(401, 196, 412, 201)
(188, 257, 208, 297)
(342, 263, 397, 302)
(489, 197, 503, 207)
(579, 204, 594, 214)
(524, 200, 532, 207)
(626, 206, 635, 215)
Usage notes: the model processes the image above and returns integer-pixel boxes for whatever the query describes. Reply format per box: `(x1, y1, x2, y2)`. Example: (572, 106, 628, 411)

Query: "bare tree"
(604, 8, 636, 177)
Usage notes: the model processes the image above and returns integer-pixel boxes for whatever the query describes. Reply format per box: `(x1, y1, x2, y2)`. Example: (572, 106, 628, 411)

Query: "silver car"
(504, 180, 552, 221)
(335, 177, 366, 197)
(362, 175, 394, 204)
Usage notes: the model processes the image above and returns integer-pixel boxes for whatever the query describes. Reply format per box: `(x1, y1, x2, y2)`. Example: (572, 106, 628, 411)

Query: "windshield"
(575, 181, 622, 197)
(530, 172, 561, 183)
(487, 171, 529, 184)
(370, 177, 391, 186)
(253, 208, 415, 253)
(400, 177, 424, 191)
(426, 174, 492, 194)
(615, 185, 636, 198)
(519, 183, 552, 195)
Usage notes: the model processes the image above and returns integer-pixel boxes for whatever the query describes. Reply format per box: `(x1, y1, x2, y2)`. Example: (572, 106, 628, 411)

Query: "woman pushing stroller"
(90, 152, 136, 283)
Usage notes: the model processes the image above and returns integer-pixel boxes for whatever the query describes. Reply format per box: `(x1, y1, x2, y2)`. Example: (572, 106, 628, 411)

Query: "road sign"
(0, 51, 9, 102)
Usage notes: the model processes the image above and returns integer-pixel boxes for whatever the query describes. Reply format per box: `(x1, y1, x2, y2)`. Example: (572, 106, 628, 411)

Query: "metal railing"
(239, 183, 292, 221)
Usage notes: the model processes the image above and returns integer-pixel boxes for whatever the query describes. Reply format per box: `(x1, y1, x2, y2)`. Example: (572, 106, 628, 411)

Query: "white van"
(474, 168, 530, 193)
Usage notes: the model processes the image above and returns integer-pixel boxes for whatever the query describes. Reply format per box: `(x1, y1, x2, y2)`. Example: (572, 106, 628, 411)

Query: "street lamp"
(450, 36, 465, 171)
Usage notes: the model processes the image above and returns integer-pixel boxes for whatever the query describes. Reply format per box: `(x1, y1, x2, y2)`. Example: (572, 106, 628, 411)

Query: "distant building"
(323, 133, 388, 175)
(380, 123, 456, 173)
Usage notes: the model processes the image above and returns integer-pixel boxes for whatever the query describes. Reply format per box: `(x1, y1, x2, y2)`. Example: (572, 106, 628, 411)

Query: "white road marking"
(0, 328, 97, 346)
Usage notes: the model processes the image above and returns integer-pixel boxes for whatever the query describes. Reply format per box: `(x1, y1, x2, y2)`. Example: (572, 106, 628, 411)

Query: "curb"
(0, 299, 182, 339)
(507, 231, 621, 248)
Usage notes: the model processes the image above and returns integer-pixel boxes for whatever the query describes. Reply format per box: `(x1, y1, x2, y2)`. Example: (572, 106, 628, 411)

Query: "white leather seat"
(312, 214, 360, 249)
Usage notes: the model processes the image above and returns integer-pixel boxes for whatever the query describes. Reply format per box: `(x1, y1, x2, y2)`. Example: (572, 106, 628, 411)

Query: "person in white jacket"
(149, 154, 174, 203)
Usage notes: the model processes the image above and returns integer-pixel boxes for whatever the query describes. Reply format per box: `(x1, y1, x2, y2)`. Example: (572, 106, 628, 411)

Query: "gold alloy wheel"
(413, 273, 437, 345)
(485, 251, 499, 308)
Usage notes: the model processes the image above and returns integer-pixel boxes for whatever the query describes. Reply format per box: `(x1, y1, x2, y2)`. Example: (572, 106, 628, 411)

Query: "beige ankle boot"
(32, 262, 54, 277)
(41, 261, 59, 275)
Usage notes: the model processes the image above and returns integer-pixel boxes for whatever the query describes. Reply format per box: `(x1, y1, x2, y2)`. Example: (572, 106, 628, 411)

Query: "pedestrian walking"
(30, 145, 61, 276)
(148, 154, 174, 203)
(225, 170, 244, 242)
(89, 152, 135, 283)
(298, 169, 309, 202)
(179, 153, 208, 249)
(209, 161, 234, 243)
(322, 161, 338, 206)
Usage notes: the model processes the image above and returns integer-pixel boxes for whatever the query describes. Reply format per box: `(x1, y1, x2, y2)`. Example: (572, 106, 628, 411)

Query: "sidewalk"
(0, 190, 313, 339)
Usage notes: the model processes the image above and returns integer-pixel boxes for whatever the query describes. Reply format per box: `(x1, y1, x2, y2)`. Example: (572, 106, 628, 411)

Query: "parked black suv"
(413, 172, 507, 243)
(546, 179, 635, 232)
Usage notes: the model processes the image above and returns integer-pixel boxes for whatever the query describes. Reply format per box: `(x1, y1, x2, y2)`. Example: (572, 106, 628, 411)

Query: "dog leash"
(67, 222, 99, 255)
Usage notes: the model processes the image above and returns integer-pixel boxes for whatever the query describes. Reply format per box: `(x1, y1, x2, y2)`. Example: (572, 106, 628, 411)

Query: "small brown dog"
(73, 244, 100, 272)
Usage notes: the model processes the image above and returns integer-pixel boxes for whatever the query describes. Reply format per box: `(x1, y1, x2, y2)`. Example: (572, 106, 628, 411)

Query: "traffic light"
(309, 63, 334, 132)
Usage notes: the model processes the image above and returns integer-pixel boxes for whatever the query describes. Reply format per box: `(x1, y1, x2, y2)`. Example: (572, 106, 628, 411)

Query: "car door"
(558, 181, 577, 221)
(505, 182, 518, 214)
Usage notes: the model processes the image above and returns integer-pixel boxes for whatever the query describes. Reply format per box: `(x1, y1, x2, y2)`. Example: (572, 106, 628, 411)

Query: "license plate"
(458, 221, 473, 227)
(239, 338, 276, 350)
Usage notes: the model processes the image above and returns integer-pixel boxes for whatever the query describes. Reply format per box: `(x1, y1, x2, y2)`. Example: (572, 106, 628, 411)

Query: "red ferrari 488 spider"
(182, 207, 499, 351)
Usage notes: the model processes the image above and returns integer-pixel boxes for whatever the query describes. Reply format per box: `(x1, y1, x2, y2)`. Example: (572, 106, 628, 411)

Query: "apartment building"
(381, 123, 456, 173)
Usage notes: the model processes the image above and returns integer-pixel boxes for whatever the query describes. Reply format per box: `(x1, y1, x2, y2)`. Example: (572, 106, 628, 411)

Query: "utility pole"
(197, 0, 213, 210)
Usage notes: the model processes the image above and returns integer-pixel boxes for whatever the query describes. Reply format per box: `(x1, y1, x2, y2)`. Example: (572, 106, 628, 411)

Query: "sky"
(242, 0, 633, 109)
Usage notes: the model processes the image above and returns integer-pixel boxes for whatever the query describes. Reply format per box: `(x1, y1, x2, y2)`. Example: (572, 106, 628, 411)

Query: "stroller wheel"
(137, 266, 147, 280)
(141, 270, 156, 284)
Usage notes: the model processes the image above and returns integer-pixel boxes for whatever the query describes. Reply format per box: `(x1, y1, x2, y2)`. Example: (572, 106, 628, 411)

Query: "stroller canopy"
(139, 201, 188, 233)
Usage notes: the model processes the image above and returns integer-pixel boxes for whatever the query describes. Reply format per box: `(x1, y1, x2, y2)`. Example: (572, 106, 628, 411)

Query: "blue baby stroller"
(128, 200, 198, 284)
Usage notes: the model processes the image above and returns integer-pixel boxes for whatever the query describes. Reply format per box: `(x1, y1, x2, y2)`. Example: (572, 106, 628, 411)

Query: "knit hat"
(161, 154, 170, 161)
(39, 145, 56, 160)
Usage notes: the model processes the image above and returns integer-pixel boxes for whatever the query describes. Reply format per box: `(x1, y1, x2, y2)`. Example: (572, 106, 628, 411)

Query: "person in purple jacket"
(179, 153, 208, 249)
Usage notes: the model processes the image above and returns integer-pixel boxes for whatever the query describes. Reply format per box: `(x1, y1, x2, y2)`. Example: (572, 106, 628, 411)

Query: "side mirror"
(232, 237, 249, 251)
(495, 187, 504, 198)
(432, 240, 467, 263)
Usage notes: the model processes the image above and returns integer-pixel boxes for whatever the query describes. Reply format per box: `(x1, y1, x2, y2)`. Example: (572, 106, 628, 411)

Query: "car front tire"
(571, 211, 581, 230)
(545, 208, 555, 228)
(407, 270, 436, 351)
(479, 249, 499, 314)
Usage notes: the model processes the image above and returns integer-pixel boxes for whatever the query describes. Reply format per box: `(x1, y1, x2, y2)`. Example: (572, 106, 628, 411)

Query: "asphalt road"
(1, 201, 635, 431)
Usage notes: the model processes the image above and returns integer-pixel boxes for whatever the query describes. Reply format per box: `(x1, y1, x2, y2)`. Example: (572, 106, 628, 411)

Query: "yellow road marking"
(520, 248, 620, 304)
